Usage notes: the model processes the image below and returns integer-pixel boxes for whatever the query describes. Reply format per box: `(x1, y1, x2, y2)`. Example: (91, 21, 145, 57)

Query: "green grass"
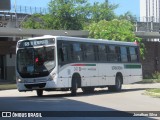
(136, 79, 160, 98)
(0, 84, 17, 90)
(145, 89, 160, 98)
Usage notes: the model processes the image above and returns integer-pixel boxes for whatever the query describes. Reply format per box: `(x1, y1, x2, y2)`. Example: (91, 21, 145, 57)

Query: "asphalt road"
(0, 83, 160, 120)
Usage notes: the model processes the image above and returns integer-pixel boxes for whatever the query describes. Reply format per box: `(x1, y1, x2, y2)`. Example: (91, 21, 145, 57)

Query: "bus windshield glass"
(17, 46, 55, 78)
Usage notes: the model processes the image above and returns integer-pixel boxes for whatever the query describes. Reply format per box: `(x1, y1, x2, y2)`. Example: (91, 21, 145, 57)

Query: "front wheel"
(108, 76, 122, 92)
(36, 89, 43, 97)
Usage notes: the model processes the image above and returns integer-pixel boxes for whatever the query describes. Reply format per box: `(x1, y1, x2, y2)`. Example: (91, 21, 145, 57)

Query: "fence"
(0, 5, 49, 15)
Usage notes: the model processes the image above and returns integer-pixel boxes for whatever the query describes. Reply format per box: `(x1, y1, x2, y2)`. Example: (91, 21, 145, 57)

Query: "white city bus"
(16, 35, 142, 96)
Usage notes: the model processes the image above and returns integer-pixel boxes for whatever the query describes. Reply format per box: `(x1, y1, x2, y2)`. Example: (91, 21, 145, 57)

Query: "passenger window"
(61, 43, 69, 62)
(85, 44, 95, 61)
(108, 46, 118, 62)
(120, 47, 128, 62)
(98, 44, 107, 61)
(73, 43, 83, 61)
(129, 47, 138, 62)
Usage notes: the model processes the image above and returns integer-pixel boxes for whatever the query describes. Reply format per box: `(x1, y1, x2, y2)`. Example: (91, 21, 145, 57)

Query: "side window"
(108, 46, 115, 62)
(58, 41, 69, 64)
(120, 47, 128, 62)
(129, 47, 138, 62)
(62, 43, 69, 62)
(108, 45, 119, 62)
(73, 43, 83, 61)
(98, 44, 107, 61)
(85, 44, 95, 61)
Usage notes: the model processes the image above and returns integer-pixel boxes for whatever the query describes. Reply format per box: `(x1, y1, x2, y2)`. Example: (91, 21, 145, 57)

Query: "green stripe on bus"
(86, 64, 96, 66)
(124, 64, 141, 69)
(72, 64, 96, 66)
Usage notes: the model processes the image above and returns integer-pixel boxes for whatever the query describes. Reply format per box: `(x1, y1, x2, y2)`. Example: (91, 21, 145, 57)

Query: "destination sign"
(18, 39, 55, 48)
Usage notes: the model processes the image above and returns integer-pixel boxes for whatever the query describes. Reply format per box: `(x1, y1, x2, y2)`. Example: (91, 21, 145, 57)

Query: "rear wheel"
(108, 76, 122, 92)
(36, 89, 43, 97)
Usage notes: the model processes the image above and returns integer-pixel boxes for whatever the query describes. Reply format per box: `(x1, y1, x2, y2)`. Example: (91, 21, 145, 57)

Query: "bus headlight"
(18, 79, 21, 82)
(16, 77, 24, 83)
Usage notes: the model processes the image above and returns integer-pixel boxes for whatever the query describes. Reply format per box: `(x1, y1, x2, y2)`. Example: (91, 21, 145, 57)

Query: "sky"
(10, 0, 140, 17)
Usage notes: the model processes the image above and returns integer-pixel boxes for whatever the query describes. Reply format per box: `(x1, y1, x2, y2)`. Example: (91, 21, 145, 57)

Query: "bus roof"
(18, 35, 138, 46)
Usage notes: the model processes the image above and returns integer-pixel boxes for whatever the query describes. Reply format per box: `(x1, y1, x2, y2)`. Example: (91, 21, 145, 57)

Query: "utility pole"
(14, 0, 18, 28)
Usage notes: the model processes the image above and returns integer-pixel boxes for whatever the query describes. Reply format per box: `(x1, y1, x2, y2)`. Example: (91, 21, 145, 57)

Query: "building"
(138, 0, 160, 78)
(140, 0, 160, 22)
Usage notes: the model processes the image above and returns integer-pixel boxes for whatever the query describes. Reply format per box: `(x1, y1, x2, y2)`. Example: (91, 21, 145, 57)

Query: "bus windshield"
(17, 46, 55, 78)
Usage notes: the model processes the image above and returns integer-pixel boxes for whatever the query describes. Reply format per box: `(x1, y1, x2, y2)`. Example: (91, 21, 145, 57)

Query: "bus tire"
(71, 79, 78, 96)
(108, 75, 122, 92)
(71, 73, 81, 96)
(36, 89, 43, 97)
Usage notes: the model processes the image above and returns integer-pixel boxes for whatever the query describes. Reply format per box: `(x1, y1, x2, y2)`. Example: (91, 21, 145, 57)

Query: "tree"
(22, 0, 90, 30)
(21, 14, 53, 29)
(85, 19, 145, 58)
(48, 0, 118, 28)
(22, 0, 118, 30)
(86, 19, 138, 41)
(90, 1, 118, 22)
(48, 0, 91, 30)
(118, 11, 137, 23)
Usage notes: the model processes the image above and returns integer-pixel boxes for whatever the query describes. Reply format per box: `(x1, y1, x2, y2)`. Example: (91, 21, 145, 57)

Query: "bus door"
(57, 41, 70, 87)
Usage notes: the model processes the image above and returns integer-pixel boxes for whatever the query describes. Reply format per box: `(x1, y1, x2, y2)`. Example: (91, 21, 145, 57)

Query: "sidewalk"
(123, 83, 160, 89)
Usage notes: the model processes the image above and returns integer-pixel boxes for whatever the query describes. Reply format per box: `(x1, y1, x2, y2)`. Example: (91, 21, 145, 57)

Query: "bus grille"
(25, 83, 46, 89)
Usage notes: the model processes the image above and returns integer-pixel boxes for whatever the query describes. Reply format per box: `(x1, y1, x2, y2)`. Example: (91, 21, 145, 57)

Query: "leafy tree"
(48, 0, 118, 28)
(86, 19, 138, 41)
(90, 1, 118, 22)
(22, 0, 118, 30)
(118, 11, 137, 23)
(22, 0, 90, 30)
(85, 19, 145, 58)
(21, 14, 54, 29)
(48, 0, 91, 30)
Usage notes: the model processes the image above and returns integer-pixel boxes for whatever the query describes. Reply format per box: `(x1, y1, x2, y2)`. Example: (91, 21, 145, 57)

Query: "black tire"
(82, 87, 95, 93)
(71, 79, 78, 96)
(36, 89, 43, 97)
(108, 76, 122, 92)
